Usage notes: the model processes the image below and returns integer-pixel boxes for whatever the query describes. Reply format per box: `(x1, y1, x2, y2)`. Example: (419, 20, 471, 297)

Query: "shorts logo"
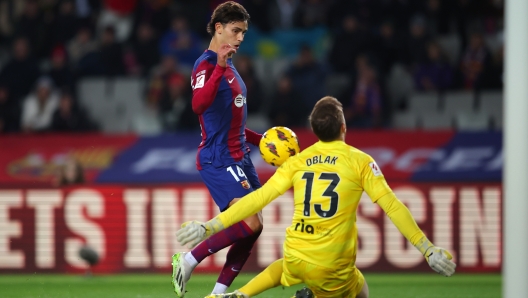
(369, 161, 382, 176)
(234, 94, 246, 108)
(241, 180, 251, 189)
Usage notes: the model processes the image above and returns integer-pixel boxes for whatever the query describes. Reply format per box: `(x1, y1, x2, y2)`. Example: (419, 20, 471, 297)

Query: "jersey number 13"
(301, 172, 340, 218)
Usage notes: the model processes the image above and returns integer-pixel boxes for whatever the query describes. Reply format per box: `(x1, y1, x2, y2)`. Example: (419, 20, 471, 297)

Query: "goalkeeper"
(177, 96, 456, 298)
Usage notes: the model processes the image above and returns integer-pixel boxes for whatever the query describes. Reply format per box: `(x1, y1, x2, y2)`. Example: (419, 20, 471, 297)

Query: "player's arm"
(244, 127, 262, 146)
(176, 161, 293, 248)
(361, 158, 456, 277)
(191, 62, 225, 114)
(192, 44, 236, 114)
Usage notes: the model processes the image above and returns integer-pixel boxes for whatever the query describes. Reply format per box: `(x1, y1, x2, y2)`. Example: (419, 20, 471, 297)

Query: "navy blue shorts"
(199, 153, 262, 211)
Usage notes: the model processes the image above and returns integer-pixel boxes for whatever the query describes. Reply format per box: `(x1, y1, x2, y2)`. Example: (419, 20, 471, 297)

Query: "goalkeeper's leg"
(205, 259, 284, 298)
(357, 279, 369, 298)
(238, 258, 284, 296)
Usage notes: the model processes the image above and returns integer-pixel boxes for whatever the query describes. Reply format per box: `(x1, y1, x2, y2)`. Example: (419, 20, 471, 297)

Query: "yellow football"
(259, 126, 300, 167)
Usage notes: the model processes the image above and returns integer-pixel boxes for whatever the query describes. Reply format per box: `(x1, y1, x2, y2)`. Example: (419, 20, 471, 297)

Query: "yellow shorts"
(280, 255, 365, 298)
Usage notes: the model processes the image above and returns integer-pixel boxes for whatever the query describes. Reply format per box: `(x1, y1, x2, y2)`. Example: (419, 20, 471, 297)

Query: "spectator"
(131, 76, 163, 135)
(52, 0, 79, 45)
(0, 84, 20, 133)
(243, 0, 271, 32)
(402, 14, 430, 67)
(413, 41, 453, 91)
(0, 37, 41, 102)
(233, 55, 263, 115)
(159, 73, 197, 131)
(478, 44, 503, 90)
(67, 26, 100, 75)
(345, 61, 383, 129)
(328, 15, 369, 74)
(98, 0, 138, 42)
(53, 155, 85, 187)
(51, 91, 97, 132)
(268, 0, 300, 30)
(425, 0, 451, 36)
(268, 76, 307, 128)
(159, 15, 203, 71)
(295, 0, 329, 28)
(151, 55, 185, 83)
(459, 32, 491, 90)
(20, 76, 59, 133)
(132, 0, 171, 37)
(132, 22, 160, 77)
(99, 26, 125, 76)
(14, 0, 48, 58)
(47, 45, 75, 92)
(371, 21, 402, 78)
(287, 45, 326, 108)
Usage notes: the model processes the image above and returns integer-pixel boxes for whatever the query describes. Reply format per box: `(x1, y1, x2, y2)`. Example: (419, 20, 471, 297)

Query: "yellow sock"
(239, 258, 284, 297)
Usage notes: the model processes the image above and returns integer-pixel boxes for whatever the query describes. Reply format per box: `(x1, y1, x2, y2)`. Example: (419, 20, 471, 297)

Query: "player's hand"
(176, 221, 208, 249)
(217, 44, 237, 68)
(424, 246, 456, 277)
(176, 218, 226, 249)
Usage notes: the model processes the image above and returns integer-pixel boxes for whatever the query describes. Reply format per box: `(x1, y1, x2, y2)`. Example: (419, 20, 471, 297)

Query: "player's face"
(218, 21, 248, 50)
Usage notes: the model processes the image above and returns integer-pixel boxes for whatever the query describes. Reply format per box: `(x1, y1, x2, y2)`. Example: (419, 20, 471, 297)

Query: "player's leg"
(205, 258, 284, 298)
(212, 155, 264, 293)
(356, 279, 369, 298)
(172, 162, 262, 296)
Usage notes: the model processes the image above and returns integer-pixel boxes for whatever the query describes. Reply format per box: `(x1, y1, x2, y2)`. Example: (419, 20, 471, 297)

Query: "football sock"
(191, 221, 254, 263)
(211, 282, 228, 294)
(239, 258, 284, 296)
(184, 252, 198, 268)
(216, 229, 262, 288)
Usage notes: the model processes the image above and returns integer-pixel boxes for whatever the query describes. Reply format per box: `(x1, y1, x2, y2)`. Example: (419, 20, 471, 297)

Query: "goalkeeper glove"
(176, 217, 225, 249)
(414, 236, 456, 277)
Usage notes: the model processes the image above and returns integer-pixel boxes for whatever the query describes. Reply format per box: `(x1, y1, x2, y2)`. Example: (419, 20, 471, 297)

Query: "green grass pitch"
(0, 273, 500, 298)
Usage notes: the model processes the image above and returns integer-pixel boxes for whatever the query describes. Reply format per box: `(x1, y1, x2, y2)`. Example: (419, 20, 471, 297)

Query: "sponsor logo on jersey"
(369, 161, 382, 176)
(294, 219, 314, 234)
(193, 74, 205, 89)
(234, 94, 246, 108)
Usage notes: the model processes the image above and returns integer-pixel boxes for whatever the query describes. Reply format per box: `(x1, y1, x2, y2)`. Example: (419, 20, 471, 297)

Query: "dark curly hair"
(207, 1, 250, 36)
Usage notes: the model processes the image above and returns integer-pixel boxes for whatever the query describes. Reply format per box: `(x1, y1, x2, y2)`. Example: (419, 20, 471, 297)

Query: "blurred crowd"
(0, 0, 504, 134)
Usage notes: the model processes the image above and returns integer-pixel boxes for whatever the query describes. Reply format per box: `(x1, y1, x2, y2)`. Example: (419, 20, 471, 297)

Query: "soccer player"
(171, 2, 265, 297)
(176, 96, 457, 298)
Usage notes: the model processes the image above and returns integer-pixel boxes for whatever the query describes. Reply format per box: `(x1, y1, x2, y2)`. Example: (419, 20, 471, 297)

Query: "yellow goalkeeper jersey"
(270, 140, 392, 269)
(217, 140, 396, 269)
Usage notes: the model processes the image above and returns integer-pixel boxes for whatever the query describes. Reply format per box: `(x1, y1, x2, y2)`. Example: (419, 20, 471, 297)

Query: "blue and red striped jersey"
(191, 50, 252, 170)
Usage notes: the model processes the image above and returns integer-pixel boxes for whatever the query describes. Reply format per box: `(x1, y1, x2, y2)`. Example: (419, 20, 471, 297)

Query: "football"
(259, 126, 300, 167)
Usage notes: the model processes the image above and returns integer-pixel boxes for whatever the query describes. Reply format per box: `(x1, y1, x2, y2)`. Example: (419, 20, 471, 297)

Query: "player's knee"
(243, 213, 263, 233)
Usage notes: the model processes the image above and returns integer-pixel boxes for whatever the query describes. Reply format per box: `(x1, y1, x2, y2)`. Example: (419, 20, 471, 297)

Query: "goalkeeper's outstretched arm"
(176, 182, 282, 248)
(375, 192, 457, 277)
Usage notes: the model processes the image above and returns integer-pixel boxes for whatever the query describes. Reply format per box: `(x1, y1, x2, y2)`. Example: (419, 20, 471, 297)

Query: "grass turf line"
(0, 273, 500, 298)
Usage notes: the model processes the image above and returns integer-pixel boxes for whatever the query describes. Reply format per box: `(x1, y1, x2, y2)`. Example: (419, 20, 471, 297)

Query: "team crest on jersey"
(369, 161, 382, 176)
(240, 180, 251, 189)
(234, 94, 246, 108)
